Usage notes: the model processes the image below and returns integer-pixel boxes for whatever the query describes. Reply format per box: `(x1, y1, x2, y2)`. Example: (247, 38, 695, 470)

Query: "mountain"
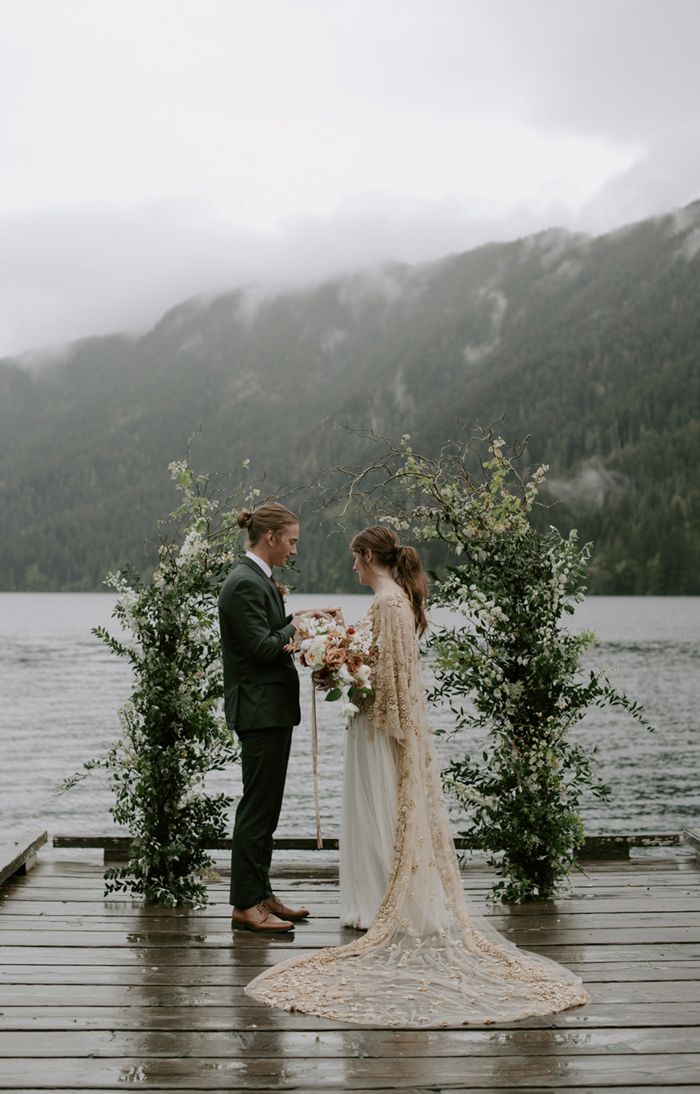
(1, 202, 699, 593)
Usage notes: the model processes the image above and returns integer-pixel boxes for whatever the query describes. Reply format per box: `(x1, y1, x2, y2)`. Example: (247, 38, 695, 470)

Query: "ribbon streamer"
(310, 681, 323, 849)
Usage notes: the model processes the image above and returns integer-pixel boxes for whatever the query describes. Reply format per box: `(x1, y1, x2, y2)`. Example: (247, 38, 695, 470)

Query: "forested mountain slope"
(1, 201, 698, 592)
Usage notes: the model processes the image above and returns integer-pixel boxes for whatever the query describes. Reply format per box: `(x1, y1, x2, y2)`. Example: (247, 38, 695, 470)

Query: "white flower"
(337, 663, 354, 686)
(178, 530, 205, 564)
(302, 637, 327, 668)
(298, 616, 326, 638)
(340, 700, 359, 720)
(357, 664, 372, 687)
(116, 588, 142, 630)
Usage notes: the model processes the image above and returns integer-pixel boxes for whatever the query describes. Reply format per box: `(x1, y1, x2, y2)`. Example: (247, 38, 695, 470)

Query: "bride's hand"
(290, 609, 335, 633)
(319, 606, 344, 624)
(297, 607, 343, 622)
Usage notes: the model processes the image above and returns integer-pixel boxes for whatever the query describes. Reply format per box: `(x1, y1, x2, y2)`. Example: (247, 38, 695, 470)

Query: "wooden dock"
(1, 835, 700, 1091)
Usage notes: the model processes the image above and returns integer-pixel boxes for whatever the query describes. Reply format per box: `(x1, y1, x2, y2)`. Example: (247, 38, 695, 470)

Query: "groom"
(219, 501, 310, 932)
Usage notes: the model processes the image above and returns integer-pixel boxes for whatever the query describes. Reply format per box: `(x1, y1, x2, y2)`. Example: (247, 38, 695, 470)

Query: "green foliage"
(368, 432, 652, 902)
(63, 458, 251, 906)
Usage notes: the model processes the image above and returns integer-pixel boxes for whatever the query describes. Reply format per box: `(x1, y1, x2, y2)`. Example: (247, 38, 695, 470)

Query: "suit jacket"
(218, 556, 300, 732)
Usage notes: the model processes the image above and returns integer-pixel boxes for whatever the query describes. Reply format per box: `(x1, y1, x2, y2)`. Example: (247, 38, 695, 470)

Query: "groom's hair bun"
(239, 501, 298, 545)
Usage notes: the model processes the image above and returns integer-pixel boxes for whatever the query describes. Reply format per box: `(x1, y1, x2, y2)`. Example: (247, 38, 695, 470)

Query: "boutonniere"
(275, 581, 290, 599)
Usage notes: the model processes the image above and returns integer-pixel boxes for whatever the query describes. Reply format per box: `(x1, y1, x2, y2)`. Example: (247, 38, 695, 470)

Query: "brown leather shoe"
(262, 894, 310, 921)
(231, 902, 294, 932)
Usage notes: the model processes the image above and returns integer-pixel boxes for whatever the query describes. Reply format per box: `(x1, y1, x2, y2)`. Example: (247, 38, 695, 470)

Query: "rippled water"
(0, 592, 698, 840)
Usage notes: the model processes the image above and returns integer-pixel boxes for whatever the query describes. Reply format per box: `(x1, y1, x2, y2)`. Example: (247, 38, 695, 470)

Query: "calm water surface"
(0, 592, 698, 840)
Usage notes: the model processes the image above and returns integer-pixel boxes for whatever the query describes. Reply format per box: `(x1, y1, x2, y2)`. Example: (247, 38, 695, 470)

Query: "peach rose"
(325, 646, 348, 670)
(346, 652, 364, 676)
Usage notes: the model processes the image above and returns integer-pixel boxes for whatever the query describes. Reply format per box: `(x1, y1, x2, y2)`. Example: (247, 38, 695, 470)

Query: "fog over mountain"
(1, 202, 698, 594)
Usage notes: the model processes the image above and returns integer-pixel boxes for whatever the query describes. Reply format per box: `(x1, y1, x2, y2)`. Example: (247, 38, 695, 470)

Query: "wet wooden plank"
(5, 895, 700, 917)
(52, 831, 683, 853)
(1, 1052, 700, 1088)
(5, 888, 699, 915)
(6, 883, 696, 908)
(2, 977, 699, 1008)
(5, 879, 698, 906)
(2, 926, 700, 950)
(4, 912, 700, 937)
(0, 832, 47, 888)
(5, 893, 700, 921)
(2, 1003, 700, 1032)
(17, 858, 700, 881)
(22, 860, 700, 883)
(18, 1088, 700, 1094)
(3, 959, 699, 988)
(3, 942, 700, 967)
(5, 906, 700, 929)
(1, 1025, 699, 1058)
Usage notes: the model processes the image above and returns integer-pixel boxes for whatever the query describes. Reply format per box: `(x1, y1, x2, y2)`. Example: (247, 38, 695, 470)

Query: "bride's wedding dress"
(339, 708, 399, 930)
(246, 589, 589, 1026)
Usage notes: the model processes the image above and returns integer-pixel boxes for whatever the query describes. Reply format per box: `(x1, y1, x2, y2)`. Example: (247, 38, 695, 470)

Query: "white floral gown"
(339, 700, 399, 930)
(245, 588, 589, 1026)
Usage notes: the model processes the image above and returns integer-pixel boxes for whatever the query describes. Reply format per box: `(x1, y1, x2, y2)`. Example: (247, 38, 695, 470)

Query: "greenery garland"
(64, 459, 252, 906)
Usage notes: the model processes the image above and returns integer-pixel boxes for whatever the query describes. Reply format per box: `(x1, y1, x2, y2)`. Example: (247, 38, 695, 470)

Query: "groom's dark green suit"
(218, 556, 300, 908)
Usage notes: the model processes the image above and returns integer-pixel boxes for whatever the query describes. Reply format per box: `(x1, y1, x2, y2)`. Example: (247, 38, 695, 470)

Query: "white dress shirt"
(245, 550, 272, 579)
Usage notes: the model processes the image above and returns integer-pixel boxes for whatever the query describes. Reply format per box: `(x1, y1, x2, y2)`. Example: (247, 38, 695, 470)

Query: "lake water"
(0, 593, 698, 841)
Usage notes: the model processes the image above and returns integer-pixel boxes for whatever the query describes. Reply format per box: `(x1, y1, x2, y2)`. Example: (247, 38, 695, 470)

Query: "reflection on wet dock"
(0, 832, 699, 1090)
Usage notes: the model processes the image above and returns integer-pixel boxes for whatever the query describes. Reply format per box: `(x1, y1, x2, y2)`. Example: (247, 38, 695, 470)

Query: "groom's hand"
(289, 609, 327, 633)
(295, 608, 340, 622)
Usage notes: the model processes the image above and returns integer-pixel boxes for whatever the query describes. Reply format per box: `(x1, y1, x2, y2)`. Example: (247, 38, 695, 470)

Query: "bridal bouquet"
(291, 615, 374, 719)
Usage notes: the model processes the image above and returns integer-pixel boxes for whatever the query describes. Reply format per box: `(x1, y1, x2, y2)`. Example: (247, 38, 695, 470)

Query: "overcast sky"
(2, 0, 699, 357)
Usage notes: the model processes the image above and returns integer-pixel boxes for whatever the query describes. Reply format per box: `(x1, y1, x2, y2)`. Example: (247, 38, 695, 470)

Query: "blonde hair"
(237, 501, 298, 546)
(351, 525, 428, 636)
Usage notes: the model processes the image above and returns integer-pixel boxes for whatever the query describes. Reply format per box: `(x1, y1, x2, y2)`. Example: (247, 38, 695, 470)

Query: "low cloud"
(579, 126, 700, 233)
(547, 463, 628, 509)
(2, 175, 699, 360)
(0, 195, 559, 357)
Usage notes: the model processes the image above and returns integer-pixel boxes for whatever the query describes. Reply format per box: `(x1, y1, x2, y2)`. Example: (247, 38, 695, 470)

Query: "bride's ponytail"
(394, 545, 429, 636)
(351, 525, 429, 636)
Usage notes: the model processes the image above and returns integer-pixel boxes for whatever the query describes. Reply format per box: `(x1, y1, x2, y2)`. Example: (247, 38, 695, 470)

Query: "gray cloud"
(2, 0, 700, 357)
(3, 177, 699, 360)
(481, 0, 700, 142)
(0, 194, 585, 357)
(547, 463, 628, 509)
(579, 126, 700, 232)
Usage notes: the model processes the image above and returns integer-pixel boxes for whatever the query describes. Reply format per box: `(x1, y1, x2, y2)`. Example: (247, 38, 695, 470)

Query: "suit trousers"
(230, 725, 293, 908)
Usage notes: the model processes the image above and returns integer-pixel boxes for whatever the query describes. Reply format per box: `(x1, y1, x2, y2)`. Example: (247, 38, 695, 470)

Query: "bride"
(245, 526, 588, 1026)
